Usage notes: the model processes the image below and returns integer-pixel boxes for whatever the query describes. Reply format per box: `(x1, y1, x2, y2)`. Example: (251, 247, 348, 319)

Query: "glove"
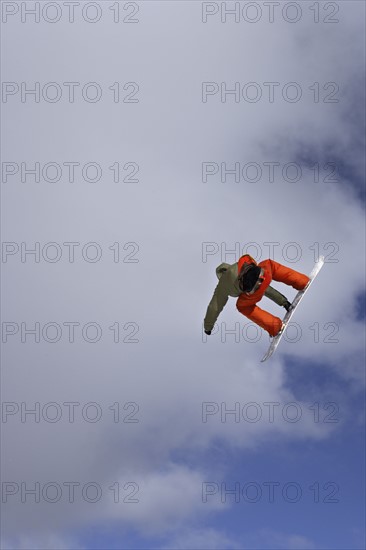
(204, 330, 211, 335)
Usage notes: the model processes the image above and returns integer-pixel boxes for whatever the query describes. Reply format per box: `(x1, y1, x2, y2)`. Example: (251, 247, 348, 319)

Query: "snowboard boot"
(269, 322, 286, 339)
(303, 279, 311, 291)
(278, 322, 286, 335)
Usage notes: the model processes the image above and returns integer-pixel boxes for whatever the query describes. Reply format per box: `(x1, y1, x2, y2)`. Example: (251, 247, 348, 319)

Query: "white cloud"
(1, 534, 85, 550)
(2, 1, 364, 545)
(161, 527, 243, 550)
(104, 464, 230, 535)
(246, 528, 319, 550)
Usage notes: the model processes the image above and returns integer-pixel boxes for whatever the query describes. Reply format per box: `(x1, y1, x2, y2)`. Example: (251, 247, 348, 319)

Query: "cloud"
(161, 527, 243, 550)
(103, 463, 230, 536)
(1, 534, 85, 550)
(245, 528, 319, 550)
(2, 1, 365, 547)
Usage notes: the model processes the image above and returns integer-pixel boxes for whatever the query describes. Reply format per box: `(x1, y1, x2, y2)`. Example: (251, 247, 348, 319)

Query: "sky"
(1, 1, 365, 549)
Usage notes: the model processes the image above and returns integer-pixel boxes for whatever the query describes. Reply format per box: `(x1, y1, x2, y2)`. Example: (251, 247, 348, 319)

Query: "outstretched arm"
(204, 281, 229, 333)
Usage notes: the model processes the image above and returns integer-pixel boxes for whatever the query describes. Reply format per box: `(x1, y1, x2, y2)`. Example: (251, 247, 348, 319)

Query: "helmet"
(238, 255, 261, 292)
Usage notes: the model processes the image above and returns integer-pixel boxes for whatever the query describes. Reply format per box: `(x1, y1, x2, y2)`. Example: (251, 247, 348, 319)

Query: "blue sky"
(1, 1, 365, 549)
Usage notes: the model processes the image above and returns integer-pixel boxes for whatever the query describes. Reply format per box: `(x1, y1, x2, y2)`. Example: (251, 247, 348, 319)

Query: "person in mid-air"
(204, 254, 310, 337)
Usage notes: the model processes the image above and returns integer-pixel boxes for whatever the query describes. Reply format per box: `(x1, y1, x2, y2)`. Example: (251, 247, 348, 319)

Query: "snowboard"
(260, 256, 325, 362)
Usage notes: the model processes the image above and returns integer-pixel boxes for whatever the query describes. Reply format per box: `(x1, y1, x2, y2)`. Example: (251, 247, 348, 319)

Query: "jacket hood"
(216, 263, 232, 279)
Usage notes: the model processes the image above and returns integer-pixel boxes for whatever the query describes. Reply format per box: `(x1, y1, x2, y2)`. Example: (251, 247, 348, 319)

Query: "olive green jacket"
(204, 261, 286, 332)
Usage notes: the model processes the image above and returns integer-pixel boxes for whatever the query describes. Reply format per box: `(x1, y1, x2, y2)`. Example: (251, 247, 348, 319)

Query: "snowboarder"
(204, 254, 310, 337)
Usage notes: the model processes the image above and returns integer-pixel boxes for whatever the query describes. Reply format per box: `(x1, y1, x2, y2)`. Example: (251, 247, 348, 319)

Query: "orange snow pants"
(236, 258, 310, 337)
